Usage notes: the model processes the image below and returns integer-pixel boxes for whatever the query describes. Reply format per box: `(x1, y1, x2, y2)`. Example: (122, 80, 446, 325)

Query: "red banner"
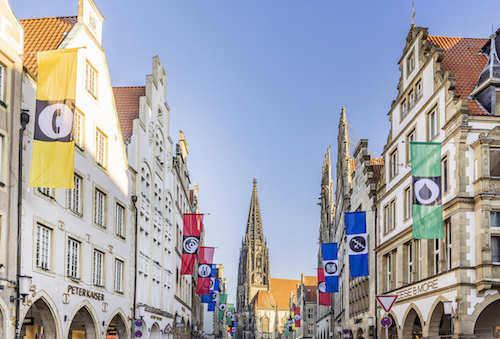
(196, 247, 215, 294)
(294, 307, 300, 327)
(317, 268, 331, 306)
(180, 214, 204, 275)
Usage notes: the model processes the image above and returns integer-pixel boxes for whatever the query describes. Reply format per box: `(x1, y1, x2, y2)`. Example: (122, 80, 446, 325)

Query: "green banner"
(226, 304, 234, 326)
(410, 142, 444, 239)
(218, 294, 227, 321)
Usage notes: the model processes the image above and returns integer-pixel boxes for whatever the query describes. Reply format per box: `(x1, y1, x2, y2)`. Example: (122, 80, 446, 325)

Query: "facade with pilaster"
(375, 24, 500, 338)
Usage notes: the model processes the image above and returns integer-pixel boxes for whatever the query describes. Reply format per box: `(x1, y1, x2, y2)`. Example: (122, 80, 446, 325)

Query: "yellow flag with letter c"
(29, 48, 78, 189)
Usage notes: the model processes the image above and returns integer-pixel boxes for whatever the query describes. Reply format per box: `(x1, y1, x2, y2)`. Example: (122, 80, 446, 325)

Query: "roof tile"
(113, 86, 146, 140)
(20, 16, 77, 76)
(426, 36, 488, 115)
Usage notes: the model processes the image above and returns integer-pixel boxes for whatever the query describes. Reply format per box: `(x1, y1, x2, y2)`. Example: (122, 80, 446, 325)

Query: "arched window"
(261, 317, 270, 333)
(155, 130, 164, 165)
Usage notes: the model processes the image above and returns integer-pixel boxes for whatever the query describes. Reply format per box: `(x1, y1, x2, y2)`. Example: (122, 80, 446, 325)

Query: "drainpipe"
(131, 194, 138, 339)
(15, 110, 30, 339)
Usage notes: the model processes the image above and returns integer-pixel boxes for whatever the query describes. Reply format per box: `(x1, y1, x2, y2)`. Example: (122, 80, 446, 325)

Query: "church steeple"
(237, 179, 271, 317)
(245, 178, 265, 244)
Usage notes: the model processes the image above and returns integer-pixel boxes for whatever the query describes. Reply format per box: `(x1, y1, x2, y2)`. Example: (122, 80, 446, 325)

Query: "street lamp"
(10, 275, 32, 302)
(443, 301, 458, 334)
(137, 305, 146, 319)
(367, 317, 374, 327)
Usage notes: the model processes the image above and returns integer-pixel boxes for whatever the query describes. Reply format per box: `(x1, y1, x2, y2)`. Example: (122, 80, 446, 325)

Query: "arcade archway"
(68, 306, 98, 339)
(402, 309, 422, 339)
(20, 297, 58, 339)
(106, 312, 129, 339)
(427, 301, 451, 337)
(474, 299, 500, 338)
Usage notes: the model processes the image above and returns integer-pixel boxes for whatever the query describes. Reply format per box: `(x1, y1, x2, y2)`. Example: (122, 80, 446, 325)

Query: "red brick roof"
(113, 86, 146, 140)
(20, 16, 77, 76)
(426, 36, 488, 115)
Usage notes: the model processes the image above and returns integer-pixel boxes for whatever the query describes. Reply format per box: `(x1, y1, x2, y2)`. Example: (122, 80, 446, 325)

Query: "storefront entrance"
(106, 313, 129, 339)
(475, 299, 500, 338)
(402, 309, 422, 339)
(20, 298, 57, 339)
(68, 306, 98, 339)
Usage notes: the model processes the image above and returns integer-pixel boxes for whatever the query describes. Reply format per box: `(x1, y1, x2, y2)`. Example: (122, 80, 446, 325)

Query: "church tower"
(237, 178, 271, 339)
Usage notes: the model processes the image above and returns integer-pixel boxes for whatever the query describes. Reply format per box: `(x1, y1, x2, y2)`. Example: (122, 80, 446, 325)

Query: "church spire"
(245, 178, 265, 244)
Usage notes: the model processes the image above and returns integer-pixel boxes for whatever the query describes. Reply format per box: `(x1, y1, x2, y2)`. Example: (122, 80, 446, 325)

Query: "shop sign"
(67, 285, 105, 301)
(395, 278, 438, 301)
(23, 317, 34, 325)
(152, 315, 163, 321)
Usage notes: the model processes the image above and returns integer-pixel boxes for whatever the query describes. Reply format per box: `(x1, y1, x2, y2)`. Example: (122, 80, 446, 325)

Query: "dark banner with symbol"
(180, 214, 204, 275)
(196, 246, 214, 294)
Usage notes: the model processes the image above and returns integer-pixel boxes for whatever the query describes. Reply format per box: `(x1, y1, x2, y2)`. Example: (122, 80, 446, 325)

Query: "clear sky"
(11, 0, 500, 304)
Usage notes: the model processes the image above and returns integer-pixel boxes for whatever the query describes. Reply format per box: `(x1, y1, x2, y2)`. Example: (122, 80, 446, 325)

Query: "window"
(401, 99, 407, 119)
(416, 239, 421, 280)
(93, 250, 104, 286)
(114, 259, 123, 292)
(38, 187, 55, 199)
(308, 324, 314, 334)
(407, 242, 413, 283)
(390, 200, 396, 231)
(116, 203, 125, 238)
(404, 186, 412, 220)
(416, 81, 422, 100)
(68, 174, 83, 215)
(386, 254, 392, 290)
(85, 61, 97, 97)
(384, 205, 390, 234)
(407, 51, 415, 74)
(409, 91, 415, 109)
(308, 308, 314, 318)
(390, 149, 398, 179)
(74, 110, 84, 149)
(434, 238, 440, 275)
(445, 220, 452, 270)
(95, 129, 106, 168)
(67, 238, 80, 279)
(36, 224, 51, 270)
(428, 107, 438, 140)
(442, 156, 449, 193)
(0, 64, 4, 102)
(94, 188, 106, 228)
(406, 130, 415, 163)
(492, 236, 500, 263)
(261, 317, 270, 333)
(490, 150, 500, 176)
(492, 211, 500, 228)
(0, 134, 3, 180)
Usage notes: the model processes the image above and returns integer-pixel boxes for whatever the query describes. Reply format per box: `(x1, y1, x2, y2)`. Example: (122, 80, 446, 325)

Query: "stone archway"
(402, 309, 423, 339)
(106, 311, 129, 339)
(427, 301, 451, 337)
(355, 327, 364, 339)
(474, 299, 500, 338)
(151, 323, 161, 339)
(68, 305, 99, 339)
(0, 303, 5, 339)
(20, 297, 58, 339)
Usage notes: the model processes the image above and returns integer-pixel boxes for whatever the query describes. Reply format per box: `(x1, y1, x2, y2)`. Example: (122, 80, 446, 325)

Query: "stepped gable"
(20, 16, 77, 76)
(113, 86, 146, 140)
(426, 36, 488, 115)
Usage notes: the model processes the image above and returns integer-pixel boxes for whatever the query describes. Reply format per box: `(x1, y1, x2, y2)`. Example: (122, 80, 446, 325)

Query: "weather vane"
(411, 3, 416, 26)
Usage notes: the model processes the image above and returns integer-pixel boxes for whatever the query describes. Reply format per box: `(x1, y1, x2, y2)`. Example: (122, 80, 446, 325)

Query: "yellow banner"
(29, 48, 78, 189)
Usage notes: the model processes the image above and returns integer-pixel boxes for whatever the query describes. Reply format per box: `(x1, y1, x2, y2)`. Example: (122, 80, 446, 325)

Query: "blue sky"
(12, 0, 500, 304)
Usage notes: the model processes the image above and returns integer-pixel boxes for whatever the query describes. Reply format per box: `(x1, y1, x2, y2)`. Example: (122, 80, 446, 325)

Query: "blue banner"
(321, 243, 338, 292)
(345, 211, 368, 277)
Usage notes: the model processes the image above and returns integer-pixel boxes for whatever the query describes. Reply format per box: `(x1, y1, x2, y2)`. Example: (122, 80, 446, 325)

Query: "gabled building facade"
(18, 0, 133, 338)
(114, 55, 179, 337)
(0, 0, 24, 337)
(375, 24, 500, 338)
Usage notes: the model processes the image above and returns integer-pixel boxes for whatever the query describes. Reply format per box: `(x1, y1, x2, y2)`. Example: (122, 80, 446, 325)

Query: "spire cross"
(410, 3, 415, 25)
